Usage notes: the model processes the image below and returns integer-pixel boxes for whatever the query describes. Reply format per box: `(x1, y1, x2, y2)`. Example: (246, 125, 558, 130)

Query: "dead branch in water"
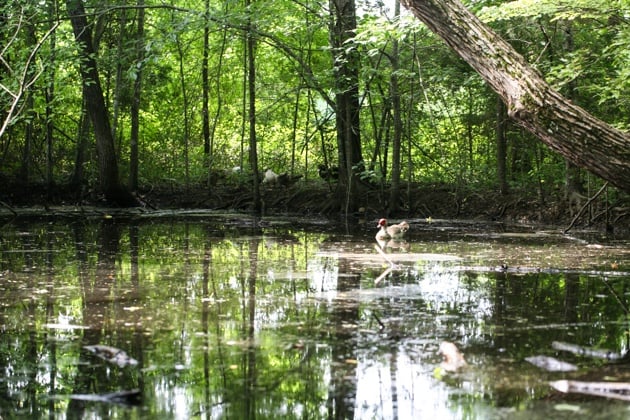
(564, 182, 608, 233)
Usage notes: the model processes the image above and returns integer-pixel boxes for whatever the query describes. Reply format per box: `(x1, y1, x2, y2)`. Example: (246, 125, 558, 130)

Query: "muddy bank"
(2, 180, 629, 234)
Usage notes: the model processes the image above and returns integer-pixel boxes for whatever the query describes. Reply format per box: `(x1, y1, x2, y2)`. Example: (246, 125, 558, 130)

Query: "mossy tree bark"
(401, 0, 630, 193)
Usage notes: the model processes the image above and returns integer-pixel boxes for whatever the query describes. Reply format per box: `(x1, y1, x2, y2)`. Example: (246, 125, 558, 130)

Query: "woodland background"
(1, 0, 629, 224)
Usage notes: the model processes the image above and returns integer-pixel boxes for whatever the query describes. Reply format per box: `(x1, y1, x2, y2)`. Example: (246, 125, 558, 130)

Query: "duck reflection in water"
(375, 218, 410, 253)
(376, 237, 410, 252)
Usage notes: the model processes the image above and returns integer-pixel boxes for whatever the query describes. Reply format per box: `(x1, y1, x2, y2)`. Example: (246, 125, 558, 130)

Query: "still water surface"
(2, 213, 630, 419)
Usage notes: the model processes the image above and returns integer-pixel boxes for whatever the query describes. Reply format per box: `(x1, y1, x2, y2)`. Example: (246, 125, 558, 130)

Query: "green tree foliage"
(479, 0, 629, 129)
(477, 0, 629, 197)
(0, 0, 628, 210)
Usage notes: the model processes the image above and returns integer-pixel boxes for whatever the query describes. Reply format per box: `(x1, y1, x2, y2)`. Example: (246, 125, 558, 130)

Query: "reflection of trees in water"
(3, 222, 630, 417)
(327, 256, 360, 419)
(67, 220, 141, 418)
(564, 273, 579, 323)
(201, 227, 212, 416)
(244, 238, 259, 419)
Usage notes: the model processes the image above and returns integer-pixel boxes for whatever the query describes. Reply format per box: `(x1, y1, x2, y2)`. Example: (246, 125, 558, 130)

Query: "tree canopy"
(0, 0, 628, 210)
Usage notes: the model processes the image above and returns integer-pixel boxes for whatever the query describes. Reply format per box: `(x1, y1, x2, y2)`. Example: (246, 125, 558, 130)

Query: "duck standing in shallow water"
(389, 220, 409, 238)
(375, 218, 391, 240)
(375, 218, 409, 240)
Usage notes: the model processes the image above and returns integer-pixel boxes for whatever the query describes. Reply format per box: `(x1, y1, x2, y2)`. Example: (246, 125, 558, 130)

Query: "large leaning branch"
(400, 0, 630, 193)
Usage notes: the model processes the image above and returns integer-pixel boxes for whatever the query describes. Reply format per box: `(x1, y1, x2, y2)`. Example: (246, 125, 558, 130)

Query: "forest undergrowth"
(3, 178, 629, 235)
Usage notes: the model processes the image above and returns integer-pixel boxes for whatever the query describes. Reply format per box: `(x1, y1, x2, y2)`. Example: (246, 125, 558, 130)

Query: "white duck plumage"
(375, 218, 409, 240)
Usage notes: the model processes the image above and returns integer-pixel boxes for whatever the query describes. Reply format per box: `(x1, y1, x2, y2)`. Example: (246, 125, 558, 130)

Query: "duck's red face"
(377, 218, 387, 228)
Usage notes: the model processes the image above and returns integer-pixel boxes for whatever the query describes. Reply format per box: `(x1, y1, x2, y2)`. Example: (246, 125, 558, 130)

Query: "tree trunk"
(175, 34, 190, 189)
(329, 0, 362, 213)
(400, 0, 630, 193)
(496, 97, 508, 195)
(111, 9, 127, 142)
(388, 0, 402, 215)
(207, 1, 229, 184)
(246, 3, 261, 214)
(45, 0, 57, 191)
(66, 0, 136, 205)
(129, 0, 145, 192)
(560, 22, 585, 198)
(19, 21, 38, 184)
(202, 0, 211, 158)
(69, 97, 89, 190)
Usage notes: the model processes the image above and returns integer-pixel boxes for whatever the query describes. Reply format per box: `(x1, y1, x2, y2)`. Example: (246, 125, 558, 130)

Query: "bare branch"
(0, 14, 59, 139)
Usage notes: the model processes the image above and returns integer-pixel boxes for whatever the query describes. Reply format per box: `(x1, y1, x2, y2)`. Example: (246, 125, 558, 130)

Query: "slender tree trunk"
(111, 9, 127, 142)
(69, 96, 89, 189)
(246, 2, 261, 213)
(400, 0, 630, 193)
(496, 97, 508, 194)
(19, 21, 38, 184)
(290, 89, 300, 175)
(388, 0, 402, 215)
(303, 92, 311, 180)
(212, 29, 227, 162)
(45, 78, 54, 190)
(129, 0, 144, 192)
(302, 10, 314, 180)
(238, 22, 249, 174)
(207, 0, 230, 179)
(66, 0, 135, 205)
(20, 94, 33, 183)
(45, 0, 58, 191)
(405, 33, 417, 205)
(466, 87, 474, 179)
(368, 93, 389, 177)
(561, 22, 584, 197)
(202, 0, 210, 158)
(175, 34, 190, 188)
(329, 0, 362, 213)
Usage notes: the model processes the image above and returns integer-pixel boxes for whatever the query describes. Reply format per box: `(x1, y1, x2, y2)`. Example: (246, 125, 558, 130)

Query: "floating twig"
(551, 380, 630, 402)
(372, 312, 386, 330)
(552, 341, 624, 361)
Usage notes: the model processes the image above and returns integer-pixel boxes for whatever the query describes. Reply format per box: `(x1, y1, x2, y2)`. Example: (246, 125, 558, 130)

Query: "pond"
(2, 212, 630, 419)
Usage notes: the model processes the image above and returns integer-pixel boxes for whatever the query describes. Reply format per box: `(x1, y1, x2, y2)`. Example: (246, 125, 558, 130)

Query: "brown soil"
(2, 180, 629, 234)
